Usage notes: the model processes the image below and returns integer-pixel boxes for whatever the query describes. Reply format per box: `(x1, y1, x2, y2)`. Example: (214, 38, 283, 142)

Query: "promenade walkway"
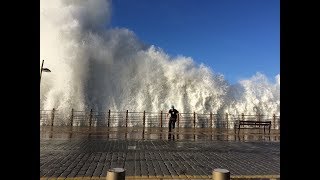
(40, 127, 280, 180)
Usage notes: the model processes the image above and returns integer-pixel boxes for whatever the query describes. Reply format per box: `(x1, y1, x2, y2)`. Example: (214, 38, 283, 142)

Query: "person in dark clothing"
(167, 105, 179, 132)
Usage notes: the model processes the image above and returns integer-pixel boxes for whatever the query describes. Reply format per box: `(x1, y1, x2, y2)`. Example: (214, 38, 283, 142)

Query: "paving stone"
(41, 127, 280, 179)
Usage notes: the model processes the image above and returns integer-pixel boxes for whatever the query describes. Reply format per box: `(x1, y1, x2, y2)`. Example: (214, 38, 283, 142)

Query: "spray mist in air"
(40, 0, 280, 122)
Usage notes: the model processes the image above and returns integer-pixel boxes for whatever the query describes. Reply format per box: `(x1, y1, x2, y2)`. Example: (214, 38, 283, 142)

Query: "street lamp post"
(40, 59, 51, 85)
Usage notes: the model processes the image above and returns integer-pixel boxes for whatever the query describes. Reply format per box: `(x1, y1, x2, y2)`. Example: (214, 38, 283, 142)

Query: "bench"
(235, 120, 271, 134)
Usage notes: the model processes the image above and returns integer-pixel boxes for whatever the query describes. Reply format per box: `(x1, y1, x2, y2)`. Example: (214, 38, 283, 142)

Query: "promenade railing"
(40, 109, 280, 129)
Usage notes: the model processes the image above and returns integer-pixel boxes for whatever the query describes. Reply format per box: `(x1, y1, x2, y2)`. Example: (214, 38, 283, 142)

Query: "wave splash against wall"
(40, 0, 280, 119)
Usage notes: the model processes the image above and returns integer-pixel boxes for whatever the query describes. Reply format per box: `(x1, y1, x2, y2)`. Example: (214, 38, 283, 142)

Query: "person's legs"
(172, 119, 176, 129)
(169, 118, 172, 132)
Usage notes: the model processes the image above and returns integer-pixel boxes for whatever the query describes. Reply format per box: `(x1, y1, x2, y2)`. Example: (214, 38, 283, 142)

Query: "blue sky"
(110, 0, 279, 84)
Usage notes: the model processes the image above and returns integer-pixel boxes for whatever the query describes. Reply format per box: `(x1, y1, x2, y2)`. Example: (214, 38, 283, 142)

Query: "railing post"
(210, 112, 213, 128)
(160, 111, 163, 128)
(126, 110, 128, 128)
(51, 108, 55, 126)
(177, 113, 180, 128)
(108, 109, 111, 127)
(225, 113, 228, 129)
(257, 113, 261, 128)
(238, 113, 244, 134)
(89, 109, 93, 127)
(143, 111, 146, 128)
(70, 108, 74, 126)
(273, 114, 276, 129)
(193, 111, 196, 129)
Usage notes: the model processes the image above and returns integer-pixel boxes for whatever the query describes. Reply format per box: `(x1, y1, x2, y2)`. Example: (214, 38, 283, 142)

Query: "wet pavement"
(40, 127, 280, 179)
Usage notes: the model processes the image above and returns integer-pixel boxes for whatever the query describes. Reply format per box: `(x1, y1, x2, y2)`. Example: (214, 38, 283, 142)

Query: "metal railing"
(40, 109, 280, 129)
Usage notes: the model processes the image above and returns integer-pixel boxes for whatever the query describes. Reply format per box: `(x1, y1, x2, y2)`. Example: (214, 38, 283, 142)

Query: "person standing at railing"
(167, 105, 179, 132)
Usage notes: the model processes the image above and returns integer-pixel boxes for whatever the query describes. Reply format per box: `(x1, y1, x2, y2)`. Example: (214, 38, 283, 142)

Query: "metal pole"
(210, 112, 213, 128)
(160, 111, 163, 128)
(70, 108, 74, 126)
(106, 168, 125, 180)
(143, 111, 146, 128)
(108, 110, 111, 127)
(51, 108, 55, 126)
(89, 109, 93, 127)
(40, 60, 44, 84)
(225, 113, 228, 129)
(238, 113, 244, 135)
(177, 113, 180, 128)
(273, 114, 276, 129)
(142, 111, 146, 139)
(126, 110, 128, 127)
(193, 112, 196, 129)
(212, 168, 230, 180)
(193, 112, 196, 140)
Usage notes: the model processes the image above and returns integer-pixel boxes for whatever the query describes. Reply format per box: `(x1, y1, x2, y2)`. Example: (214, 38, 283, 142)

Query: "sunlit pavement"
(40, 127, 280, 179)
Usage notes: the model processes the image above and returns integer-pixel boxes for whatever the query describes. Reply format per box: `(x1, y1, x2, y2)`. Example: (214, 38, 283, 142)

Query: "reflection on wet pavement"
(40, 126, 280, 179)
(40, 126, 280, 142)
